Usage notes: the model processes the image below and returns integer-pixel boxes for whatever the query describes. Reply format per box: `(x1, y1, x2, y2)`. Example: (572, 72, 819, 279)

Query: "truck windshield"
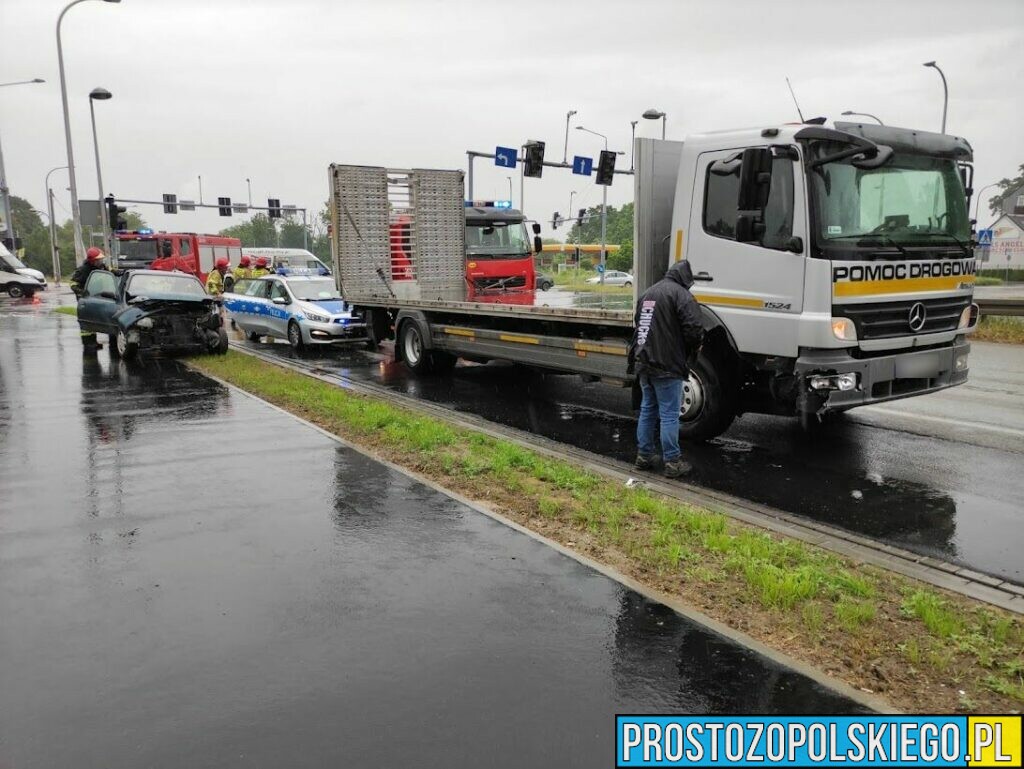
(808, 148, 970, 256)
(119, 240, 159, 261)
(466, 222, 530, 259)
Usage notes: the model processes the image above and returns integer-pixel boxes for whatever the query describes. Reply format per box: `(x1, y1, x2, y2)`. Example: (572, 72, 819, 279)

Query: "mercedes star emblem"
(908, 302, 927, 333)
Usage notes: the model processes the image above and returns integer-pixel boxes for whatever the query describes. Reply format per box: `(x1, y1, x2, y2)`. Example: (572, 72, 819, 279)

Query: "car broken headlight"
(136, 317, 154, 329)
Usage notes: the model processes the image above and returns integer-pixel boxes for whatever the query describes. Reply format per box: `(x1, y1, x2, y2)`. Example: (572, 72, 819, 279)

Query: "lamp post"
(642, 108, 666, 140)
(88, 87, 112, 253)
(246, 177, 252, 207)
(45, 166, 68, 283)
(0, 78, 46, 249)
(576, 125, 610, 281)
(973, 182, 1001, 225)
(506, 176, 513, 206)
(841, 110, 884, 125)
(923, 61, 948, 134)
(57, 0, 122, 265)
(630, 120, 639, 171)
(563, 109, 577, 164)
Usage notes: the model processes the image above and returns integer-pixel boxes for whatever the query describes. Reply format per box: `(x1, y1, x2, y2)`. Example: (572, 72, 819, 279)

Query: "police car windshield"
(809, 148, 970, 253)
(289, 278, 341, 301)
(127, 273, 206, 298)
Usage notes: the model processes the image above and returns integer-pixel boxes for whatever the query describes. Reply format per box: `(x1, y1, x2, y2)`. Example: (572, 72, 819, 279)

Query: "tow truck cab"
(464, 202, 538, 299)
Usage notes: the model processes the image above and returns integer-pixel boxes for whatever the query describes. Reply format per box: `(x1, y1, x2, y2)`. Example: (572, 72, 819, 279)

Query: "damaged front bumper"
(795, 338, 971, 415)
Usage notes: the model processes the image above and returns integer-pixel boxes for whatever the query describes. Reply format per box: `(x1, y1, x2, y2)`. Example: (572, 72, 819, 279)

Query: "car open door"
(76, 271, 120, 333)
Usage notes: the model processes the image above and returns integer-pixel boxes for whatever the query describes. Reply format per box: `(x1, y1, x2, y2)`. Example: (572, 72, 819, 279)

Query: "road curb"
(194, 363, 897, 715)
(223, 342, 1024, 616)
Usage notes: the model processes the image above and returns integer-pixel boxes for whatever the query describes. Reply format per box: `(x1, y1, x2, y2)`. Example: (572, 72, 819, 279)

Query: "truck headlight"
(958, 304, 979, 329)
(831, 317, 856, 341)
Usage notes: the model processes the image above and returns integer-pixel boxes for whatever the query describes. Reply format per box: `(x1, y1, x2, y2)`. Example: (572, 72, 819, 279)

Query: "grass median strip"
(53, 305, 77, 316)
(191, 350, 1024, 713)
(974, 315, 1024, 345)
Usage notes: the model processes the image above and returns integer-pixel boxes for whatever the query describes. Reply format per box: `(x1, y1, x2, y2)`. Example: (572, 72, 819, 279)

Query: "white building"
(982, 213, 1024, 270)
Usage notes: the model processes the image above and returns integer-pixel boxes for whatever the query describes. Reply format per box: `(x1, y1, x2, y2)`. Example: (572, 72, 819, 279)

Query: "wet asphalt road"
(0, 297, 862, 767)
(234, 326, 1024, 585)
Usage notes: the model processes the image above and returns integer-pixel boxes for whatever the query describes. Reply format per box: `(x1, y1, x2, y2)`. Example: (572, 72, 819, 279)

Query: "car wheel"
(677, 351, 736, 442)
(7, 284, 25, 299)
(623, 281, 632, 287)
(246, 331, 262, 342)
(115, 329, 139, 361)
(288, 320, 305, 351)
(216, 327, 229, 355)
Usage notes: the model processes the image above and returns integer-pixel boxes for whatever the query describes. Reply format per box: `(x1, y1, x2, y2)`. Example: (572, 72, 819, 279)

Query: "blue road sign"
(572, 155, 594, 176)
(977, 228, 994, 247)
(495, 146, 518, 168)
(596, 263, 605, 273)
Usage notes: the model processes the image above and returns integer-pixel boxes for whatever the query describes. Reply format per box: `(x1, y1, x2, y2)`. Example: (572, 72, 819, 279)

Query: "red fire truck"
(115, 229, 243, 283)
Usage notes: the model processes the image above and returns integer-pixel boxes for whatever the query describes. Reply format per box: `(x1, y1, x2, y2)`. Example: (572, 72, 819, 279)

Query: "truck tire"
(399, 320, 455, 374)
(677, 351, 736, 442)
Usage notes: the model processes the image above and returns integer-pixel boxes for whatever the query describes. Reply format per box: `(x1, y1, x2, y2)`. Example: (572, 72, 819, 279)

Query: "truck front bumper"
(795, 339, 970, 412)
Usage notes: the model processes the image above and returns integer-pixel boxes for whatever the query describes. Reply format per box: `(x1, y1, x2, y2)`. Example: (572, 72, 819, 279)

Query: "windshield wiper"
(914, 231, 972, 257)
(854, 234, 910, 258)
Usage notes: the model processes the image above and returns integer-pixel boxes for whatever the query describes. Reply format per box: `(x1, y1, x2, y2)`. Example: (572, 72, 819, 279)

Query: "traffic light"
(268, 198, 281, 219)
(552, 211, 561, 229)
(523, 141, 545, 178)
(595, 150, 616, 186)
(218, 197, 232, 216)
(577, 208, 586, 226)
(162, 193, 178, 214)
(106, 195, 128, 230)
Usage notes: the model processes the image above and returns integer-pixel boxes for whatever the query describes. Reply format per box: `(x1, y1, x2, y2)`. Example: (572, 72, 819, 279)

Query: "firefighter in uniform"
(251, 257, 271, 278)
(232, 255, 254, 283)
(206, 257, 230, 296)
(71, 247, 109, 350)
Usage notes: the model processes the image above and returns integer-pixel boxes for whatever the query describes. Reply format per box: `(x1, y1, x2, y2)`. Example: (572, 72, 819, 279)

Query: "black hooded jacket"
(627, 260, 704, 379)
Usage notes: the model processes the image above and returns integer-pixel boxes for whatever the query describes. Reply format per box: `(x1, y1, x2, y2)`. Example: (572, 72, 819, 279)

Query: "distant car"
(0, 243, 45, 297)
(585, 270, 633, 287)
(76, 269, 227, 359)
(222, 272, 366, 351)
(536, 273, 554, 291)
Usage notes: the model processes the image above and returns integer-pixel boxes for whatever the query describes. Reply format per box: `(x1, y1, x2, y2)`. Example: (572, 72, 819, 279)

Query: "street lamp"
(246, 177, 252, 207)
(642, 108, 666, 140)
(973, 182, 1001, 224)
(923, 61, 948, 134)
(576, 125, 612, 280)
(88, 87, 112, 253)
(0, 78, 46, 249)
(57, 0, 122, 265)
(841, 110, 884, 125)
(563, 109, 577, 164)
(45, 166, 69, 283)
(630, 120, 639, 171)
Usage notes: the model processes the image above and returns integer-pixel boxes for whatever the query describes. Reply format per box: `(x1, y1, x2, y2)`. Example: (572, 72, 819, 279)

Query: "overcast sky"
(2, 0, 1022, 240)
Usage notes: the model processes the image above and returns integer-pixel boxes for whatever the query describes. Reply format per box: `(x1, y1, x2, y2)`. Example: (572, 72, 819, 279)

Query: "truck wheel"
(115, 329, 139, 361)
(288, 320, 305, 351)
(400, 321, 429, 372)
(677, 352, 736, 442)
(7, 284, 25, 299)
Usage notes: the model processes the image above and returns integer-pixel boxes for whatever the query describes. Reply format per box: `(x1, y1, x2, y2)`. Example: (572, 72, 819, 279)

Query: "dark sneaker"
(663, 459, 692, 478)
(634, 454, 656, 471)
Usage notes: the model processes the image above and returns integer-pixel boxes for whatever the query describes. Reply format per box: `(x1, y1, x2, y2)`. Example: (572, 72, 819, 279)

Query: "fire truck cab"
(115, 230, 242, 283)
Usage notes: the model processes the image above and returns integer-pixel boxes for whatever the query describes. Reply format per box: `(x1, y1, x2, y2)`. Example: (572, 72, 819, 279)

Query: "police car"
(222, 269, 366, 350)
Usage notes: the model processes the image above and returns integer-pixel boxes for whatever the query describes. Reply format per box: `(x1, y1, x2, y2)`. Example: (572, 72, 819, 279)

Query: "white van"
(242, 247, 331, 275)
(0, 243, 46, 298)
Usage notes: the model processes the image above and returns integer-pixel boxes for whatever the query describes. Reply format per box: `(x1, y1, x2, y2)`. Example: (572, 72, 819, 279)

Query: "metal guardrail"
(977, 298, 1024, 317)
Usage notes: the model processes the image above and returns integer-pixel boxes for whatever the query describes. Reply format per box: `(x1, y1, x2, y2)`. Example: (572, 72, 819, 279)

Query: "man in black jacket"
(627, 260, 704, 477)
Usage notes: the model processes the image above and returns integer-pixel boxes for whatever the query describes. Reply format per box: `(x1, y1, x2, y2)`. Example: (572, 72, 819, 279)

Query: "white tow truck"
(328, 120, 979, 440)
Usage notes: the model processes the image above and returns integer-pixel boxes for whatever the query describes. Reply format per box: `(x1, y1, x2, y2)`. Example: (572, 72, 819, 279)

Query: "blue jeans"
(637, 374, 683, 462)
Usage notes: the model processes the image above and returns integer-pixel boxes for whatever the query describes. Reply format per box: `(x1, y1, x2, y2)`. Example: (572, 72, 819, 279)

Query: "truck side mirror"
(533, 235, 543, 254)
(531, 222, 541, 235)
(735, 147, 773, 243)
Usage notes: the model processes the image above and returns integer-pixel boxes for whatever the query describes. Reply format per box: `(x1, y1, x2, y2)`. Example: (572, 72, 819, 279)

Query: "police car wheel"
(288, 321, 305, 351)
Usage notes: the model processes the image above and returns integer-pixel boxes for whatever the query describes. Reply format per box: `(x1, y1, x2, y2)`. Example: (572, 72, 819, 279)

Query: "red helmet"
(239, 255, 252, 267)
(86, 247, 104, 262)
(255, 257, 269, 268)
(215, 257, 230, 270)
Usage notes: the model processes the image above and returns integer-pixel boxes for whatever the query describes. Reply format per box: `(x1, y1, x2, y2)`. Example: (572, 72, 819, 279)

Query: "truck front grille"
(473, 276, 527, 291)
(834, 296, 969, 340)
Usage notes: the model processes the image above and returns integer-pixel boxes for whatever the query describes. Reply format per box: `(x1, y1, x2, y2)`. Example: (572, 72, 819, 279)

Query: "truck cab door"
(686, 147, 807, 356)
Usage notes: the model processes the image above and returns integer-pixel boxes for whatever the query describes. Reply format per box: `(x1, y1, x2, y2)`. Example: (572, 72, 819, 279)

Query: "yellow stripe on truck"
(692, 293, 764, 308)
(443, 327, 475, 339)
(573, 341, 628, 356)
(833, 275, 975, 297)
(498, 333, 539, 345)
(674, 230, 684, 262)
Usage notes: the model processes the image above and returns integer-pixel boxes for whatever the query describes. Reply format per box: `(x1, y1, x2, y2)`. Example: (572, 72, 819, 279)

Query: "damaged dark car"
(76, 269, 228, 360)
